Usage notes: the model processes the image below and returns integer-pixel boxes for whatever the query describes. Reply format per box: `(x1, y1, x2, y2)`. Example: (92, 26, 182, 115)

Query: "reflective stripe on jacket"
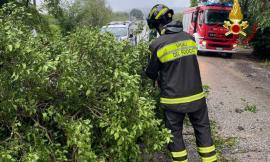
(146, 21, 204, 107)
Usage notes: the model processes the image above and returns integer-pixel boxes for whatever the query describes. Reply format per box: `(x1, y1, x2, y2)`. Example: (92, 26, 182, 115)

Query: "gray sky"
(107, 0, 190, 11)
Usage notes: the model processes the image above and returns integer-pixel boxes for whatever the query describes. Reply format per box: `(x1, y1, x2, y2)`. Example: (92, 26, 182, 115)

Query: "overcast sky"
(107, 0, 190, 11)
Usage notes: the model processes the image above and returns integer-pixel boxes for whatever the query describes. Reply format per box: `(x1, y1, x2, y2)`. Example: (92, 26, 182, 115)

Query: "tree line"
(0, 0, 144, 34)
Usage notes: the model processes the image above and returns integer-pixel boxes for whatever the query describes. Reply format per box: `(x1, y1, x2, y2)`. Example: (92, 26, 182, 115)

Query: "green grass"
(241, 98, 257, 113)
(244, 104, 257, 113)
(240, 98, 246, 102)
(203, 85, 210, 97)
(264, 59, 270, 65)
(183, 116, 192, 127)
(210, 120, 238, 162)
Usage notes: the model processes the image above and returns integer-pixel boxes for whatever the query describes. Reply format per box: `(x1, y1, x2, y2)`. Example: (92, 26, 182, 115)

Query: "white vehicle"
(101, 22, 137, 45)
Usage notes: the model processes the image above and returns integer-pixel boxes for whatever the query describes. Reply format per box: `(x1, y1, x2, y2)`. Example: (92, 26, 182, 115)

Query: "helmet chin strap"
(155, 24, 165, 35)
(160, 29, 166, 35)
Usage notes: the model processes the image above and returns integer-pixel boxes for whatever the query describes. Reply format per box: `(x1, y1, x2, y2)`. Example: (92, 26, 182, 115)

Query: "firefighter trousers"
(164, 105, 217, 162)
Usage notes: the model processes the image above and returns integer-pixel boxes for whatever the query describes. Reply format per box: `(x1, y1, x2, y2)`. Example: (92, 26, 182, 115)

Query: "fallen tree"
(0, 3, 171, 161)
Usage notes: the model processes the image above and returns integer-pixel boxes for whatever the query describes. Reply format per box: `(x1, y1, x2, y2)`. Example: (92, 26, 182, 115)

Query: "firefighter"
(145, 4, 217, 162)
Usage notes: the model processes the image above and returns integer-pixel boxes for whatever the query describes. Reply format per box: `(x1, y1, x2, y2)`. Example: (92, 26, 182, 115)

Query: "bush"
(251, 28, 270, 58)
(0, 3, 171, 162)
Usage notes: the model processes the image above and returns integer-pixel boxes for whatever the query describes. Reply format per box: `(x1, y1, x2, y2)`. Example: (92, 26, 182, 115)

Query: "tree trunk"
(33, 0, 36, 7)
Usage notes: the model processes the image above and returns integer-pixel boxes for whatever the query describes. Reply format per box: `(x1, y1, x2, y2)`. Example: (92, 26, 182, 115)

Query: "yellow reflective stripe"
(159, 47, 197, 63)
(161, 29, 166, 35)
(198, 145, 216, 154)
(161, 92, 205, 104)
(157, 40, 197, 58)
(173, 160, 188, 162)
(155, 8, 169, 19)
(171, 150, 187, 157)
(201, 154, 217, 162)
(149, 7, 157, 18)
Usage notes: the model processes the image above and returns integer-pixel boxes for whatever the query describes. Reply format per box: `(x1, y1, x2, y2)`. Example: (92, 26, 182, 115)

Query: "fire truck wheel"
(197, 51, 204, 55)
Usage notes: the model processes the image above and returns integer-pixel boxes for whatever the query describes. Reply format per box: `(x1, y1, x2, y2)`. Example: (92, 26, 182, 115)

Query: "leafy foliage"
(251, 28, 270, 57)
(65, 0, 112, 29)
(245, 0, 270, 57)
(247, 0, 270, 29)
(0, 0, 50, 34)
(111, 12, 129, 21)
(190, 0, 198, 7)
(130, 9, 144, 20)
(173, 12, 183, 21)
(0, 3, 171, 161)
(41, 0, 112, 33)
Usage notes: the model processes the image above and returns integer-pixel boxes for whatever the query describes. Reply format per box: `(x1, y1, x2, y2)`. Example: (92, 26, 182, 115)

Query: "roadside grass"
(241, 98, 257, 113)
(244, 104, 257, 113)
(264, 59, 270, 65)
(203, 85, 210, 97)
(210, 120, 238, 162)
(184, 116, 192, 127)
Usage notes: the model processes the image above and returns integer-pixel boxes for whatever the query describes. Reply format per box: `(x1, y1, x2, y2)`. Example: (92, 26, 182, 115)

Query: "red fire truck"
(183, 2, 238, 57)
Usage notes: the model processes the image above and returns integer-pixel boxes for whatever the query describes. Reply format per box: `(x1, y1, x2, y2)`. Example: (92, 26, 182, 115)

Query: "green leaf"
(22, 63, 26, 69)
(15, 42, 20, 49)
(114, 132, 119, 140)
(8, 45, 13, 52)
(86, 89, 91, 96)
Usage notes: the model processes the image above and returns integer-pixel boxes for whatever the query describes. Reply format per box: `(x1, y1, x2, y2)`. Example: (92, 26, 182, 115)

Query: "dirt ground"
(153, 53, 270, 162)
(199, 53, 270, 162)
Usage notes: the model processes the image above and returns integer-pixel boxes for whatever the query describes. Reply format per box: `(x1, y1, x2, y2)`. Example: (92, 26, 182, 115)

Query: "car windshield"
(103, 27, 128, 37)
(205, 10, 230, 25)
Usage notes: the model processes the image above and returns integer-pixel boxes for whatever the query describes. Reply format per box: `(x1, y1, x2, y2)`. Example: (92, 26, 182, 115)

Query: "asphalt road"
(199, 53, 270, 162)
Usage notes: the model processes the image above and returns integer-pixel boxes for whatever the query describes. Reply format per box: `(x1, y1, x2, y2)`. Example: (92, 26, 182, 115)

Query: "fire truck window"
(192, 12, 197, 22)
(205, 10, 230, 25)
(198, 11, 204, 25)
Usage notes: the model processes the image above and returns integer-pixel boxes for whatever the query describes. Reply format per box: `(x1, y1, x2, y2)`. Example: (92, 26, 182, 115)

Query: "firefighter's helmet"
(147, 4, 174, 30)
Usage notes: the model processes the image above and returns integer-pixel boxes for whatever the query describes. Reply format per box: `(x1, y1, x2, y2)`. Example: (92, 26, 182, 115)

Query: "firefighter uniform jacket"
(146, 21, 217, 162)
(146, 21, 205, 113)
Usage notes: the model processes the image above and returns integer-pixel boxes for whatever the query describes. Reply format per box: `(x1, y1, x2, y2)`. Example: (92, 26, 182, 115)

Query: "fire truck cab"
(183, 2, 238, 57)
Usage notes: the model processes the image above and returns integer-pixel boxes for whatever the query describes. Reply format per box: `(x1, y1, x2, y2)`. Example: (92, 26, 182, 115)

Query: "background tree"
(0, 0, 8, 6)
(130, 8, 144, 20)
(111, 11, 129, 21)
(245, 0, 270, 57)
(190, 0, 198, 7)
(79, 0, 111, 26)
(62, 0, 112, 30)
(173, 12, 184, 21)
(42, 0, 112, 33)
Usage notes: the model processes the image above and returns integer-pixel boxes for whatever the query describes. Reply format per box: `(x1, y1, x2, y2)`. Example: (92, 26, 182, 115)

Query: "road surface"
(199, 53, 270, 162)
(152, 53, 270, 162)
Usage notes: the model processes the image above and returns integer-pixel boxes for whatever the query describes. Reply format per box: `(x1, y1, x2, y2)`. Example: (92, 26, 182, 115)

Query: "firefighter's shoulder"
(149, 35, 168, 53)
